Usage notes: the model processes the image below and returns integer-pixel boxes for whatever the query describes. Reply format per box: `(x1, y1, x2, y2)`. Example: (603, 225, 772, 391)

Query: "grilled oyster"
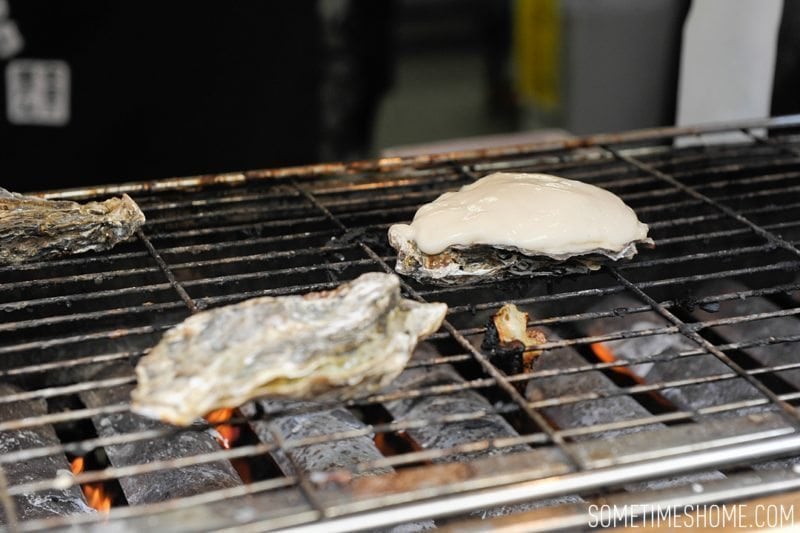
(0, 188, 145, 265)
(388, 172, 653, 284)
(131, 272, 447, 426)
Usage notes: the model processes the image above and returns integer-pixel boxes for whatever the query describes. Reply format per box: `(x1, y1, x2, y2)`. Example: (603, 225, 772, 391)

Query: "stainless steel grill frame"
(3, 116, 800, 531)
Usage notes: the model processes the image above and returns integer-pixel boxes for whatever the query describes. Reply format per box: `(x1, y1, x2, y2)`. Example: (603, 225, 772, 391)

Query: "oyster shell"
(0, 188, 145, 265)
(131, 272, 447, 426)
(481, 303, 546, 376)
(388, 172, 653, 284)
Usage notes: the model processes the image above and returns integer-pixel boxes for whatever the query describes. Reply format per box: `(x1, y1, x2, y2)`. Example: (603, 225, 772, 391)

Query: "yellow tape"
(514, 0, 560, 109)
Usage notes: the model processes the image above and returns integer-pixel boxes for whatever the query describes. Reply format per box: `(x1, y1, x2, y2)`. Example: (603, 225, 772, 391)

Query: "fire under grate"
(3, 117, 800, 531)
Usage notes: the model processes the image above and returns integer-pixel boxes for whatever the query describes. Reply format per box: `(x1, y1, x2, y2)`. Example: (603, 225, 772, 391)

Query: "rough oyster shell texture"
(0, 188, 145, 265)
(131, 272, 447, 426)
(388, 172, 653, 284)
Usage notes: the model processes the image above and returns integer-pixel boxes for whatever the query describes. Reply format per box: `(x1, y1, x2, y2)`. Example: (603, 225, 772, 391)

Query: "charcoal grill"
(3, 116, 800, 531)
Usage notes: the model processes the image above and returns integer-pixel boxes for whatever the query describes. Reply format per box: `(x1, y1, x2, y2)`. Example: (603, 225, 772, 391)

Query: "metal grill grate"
(3, 117, 800, 531)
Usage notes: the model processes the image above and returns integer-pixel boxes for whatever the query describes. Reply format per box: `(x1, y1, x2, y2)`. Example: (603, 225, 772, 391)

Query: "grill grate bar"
(147, 213, 329, 240)
(453, 280, 800, 331)
(180, 257, 389, 289)
(0, 403, 129, 432)
(0, 324, 170, 356)
(4, 438, 278, 491)
(22, 479, 309, 532)
(0, 226, 775, 309)
(154, 230, 344, 255)
(197, 280, 345, 306)
(133, 186, 302, 211)
(6, 329, 800, 434)
(554, 399, 772, 439)
(0, 428, 169, 464)
(607, 265, 800, 425)
(0, 465, 19, 533)
(635, 197, 703, 214)
(4, 392, 793, 504)
(0, 190, 788, 308)
(609, 148, 800, 260)
(648, 199, 800, 228)
(750, 128, 800, 158)
(693, 307, 800, 330)
(292, 179, 592, 470)
(647, 212, 727, 228)
(0, 386, 791, 489)
(6, 117, 800, 529)
(136, 228, 199, 312)
(1, 240, 781, 335)
(504, 333, 800, 388)
(713, 183, 800, 204)
(422, 261, 800, 303)
(167, 243, 357, 271)
(5, 327, 800, 433)
(143, 200, 314, 227)
(0, 301, 185, 334)
(0, 284, 174, 313)
(263, 424, 327, 515)
(676, 168, 800, 189)
(599, 244, 773, 271)
(139, 160, 800, 239)
(345, 433, 550, 475)
(0, 266, 161, 293)
(0, 376, 135, 404)
(622, 261, 800, 290)
(0, 402, 534, 472)
(421, 281, 627, 301)
(266, 434, 800, 533)
(653, 227, 752, 246)
(0, 350, 144, 378)
(0, 250, 150, 275)
(530, 372, 740, 411)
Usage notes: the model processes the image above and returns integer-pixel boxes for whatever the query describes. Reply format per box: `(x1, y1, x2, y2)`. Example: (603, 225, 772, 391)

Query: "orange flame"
(69, 456, 84, 475)
(205, 408, 240, 450)
(204, 408, 252, 483)
(590, 343, 646, 384)
(70, 457, 112, 512)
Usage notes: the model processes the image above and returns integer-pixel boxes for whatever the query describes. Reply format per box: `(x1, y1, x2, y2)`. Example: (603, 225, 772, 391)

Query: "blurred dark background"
(0, 0, 797, 192)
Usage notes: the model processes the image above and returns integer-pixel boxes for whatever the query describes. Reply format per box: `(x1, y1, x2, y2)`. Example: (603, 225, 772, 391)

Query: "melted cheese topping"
(391, 172, 649, 256)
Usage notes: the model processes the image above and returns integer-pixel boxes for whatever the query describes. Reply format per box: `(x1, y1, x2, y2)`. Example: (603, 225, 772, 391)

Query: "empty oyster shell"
(388, 172, 653, 284)
(0, 188, 145, 265)
(131, 272, 447, 426)
(481, 303, 546, 376)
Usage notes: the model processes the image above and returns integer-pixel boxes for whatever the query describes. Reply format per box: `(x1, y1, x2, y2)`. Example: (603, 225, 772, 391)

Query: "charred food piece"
(0, 188, 145, 265)
(131, 272, 447, 426)
(388, 172, 653, 284)
(482, 303, 546, 376)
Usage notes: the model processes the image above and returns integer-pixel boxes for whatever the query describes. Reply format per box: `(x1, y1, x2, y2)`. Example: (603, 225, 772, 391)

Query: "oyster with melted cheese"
(131, 272, 447, 426)
(388, 172, 653, 284)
